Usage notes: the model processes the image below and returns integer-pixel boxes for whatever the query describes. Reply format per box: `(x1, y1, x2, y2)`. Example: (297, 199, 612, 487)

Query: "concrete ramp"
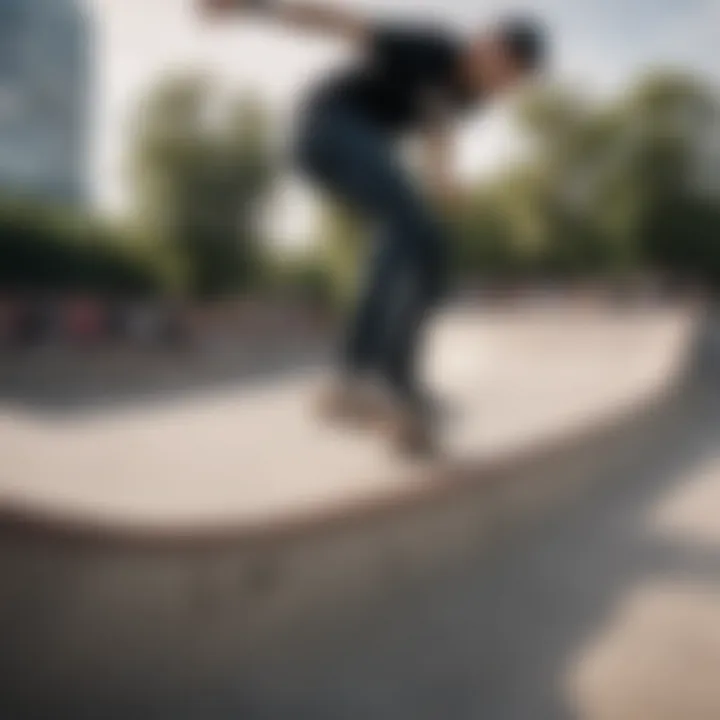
(0, 305, 697, 532)
(0, 304, 714, 719)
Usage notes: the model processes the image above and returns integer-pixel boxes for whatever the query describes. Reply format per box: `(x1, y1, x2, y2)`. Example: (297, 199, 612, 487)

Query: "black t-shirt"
(311, 25, 477, 134)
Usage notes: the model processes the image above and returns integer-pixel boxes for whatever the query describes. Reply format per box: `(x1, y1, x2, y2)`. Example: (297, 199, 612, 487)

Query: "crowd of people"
(0, 294, 330, 354)
(0, 295, 190, 351)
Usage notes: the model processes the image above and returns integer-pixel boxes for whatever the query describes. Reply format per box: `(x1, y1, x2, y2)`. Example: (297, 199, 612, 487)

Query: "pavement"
(0, 301, 717, 719)
(0, 304, 697, 531)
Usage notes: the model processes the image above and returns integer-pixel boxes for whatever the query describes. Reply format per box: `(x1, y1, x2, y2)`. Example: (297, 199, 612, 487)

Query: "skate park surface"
(0, 303, 699, 531)
(1, 300, 719, 718)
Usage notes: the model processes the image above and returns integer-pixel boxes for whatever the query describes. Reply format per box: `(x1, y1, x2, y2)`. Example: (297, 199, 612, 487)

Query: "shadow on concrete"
(0, 338, 330, 416)
(0, 319, 717, 719)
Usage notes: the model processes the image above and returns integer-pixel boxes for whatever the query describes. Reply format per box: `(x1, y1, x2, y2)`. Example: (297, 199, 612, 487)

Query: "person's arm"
(423, 127, 457, 209)
(421, 103, 460, 211)
(199, 0, 370, 44)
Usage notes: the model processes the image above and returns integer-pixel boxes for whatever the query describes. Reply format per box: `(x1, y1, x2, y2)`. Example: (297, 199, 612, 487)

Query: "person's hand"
(427, 180, 464, 215)
(440, 184, 466, 213)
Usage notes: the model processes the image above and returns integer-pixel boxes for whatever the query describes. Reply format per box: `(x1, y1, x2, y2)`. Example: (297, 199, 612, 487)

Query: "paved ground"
(0, 304, 696, 530)
(237, 348, 719, 720)
(0, 303, 717, 719)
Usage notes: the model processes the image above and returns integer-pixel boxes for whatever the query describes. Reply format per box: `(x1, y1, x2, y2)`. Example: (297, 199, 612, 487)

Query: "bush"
(266, 253, 337, 313)
(0, 199, 165, 295)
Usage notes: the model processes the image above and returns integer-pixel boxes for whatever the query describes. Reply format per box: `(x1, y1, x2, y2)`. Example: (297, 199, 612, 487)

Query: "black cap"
(497, 17, 548, 71)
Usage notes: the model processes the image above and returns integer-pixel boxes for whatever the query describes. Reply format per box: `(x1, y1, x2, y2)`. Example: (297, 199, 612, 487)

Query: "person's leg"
(296, 107, 420, 381)
(379, 206, 448, 401)
(341, 224, 405, 377)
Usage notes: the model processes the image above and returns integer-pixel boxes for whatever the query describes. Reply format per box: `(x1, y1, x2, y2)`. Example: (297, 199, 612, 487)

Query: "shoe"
(315, 378, 377, 426)
(377, 394, 437, 457)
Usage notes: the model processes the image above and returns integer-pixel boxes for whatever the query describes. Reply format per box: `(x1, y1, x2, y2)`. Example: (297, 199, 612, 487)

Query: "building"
(0, 0, 91, 205)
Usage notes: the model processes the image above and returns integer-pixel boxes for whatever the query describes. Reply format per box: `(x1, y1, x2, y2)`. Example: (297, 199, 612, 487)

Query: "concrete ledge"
(0, 305, 699, 531)
(0, 312, 714, 714)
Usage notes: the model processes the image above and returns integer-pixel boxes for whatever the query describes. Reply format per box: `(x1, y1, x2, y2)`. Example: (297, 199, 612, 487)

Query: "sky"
(87, 0, 720, 241)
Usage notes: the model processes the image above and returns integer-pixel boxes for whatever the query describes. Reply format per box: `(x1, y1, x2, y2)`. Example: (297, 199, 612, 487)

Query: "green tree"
(623, 73, 720, 283)
(0, 197, 162, 294)
(314, 202, 364, 309)
(129, 75, 275, 299)
(468, 71, 720, 285)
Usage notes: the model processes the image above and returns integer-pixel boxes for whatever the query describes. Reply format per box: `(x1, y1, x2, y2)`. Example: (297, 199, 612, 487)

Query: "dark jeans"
(297, 104, 448, 399)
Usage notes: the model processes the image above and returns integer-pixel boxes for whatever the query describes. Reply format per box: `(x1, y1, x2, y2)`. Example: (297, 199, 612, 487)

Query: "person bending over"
(201, 0, 548, 453)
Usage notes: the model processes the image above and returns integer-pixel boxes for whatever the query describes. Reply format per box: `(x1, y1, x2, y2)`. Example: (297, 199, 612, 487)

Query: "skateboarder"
(201, 0, 548, 453)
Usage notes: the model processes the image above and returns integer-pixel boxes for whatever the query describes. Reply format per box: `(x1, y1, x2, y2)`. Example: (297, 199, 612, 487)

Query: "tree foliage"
(129, 75, 275, 299)
(456, 71, 720, 285)
(0, 198, 162, 294)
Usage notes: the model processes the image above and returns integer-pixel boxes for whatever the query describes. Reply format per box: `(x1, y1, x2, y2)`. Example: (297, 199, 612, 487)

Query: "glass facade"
(0, 0, 91, 205)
